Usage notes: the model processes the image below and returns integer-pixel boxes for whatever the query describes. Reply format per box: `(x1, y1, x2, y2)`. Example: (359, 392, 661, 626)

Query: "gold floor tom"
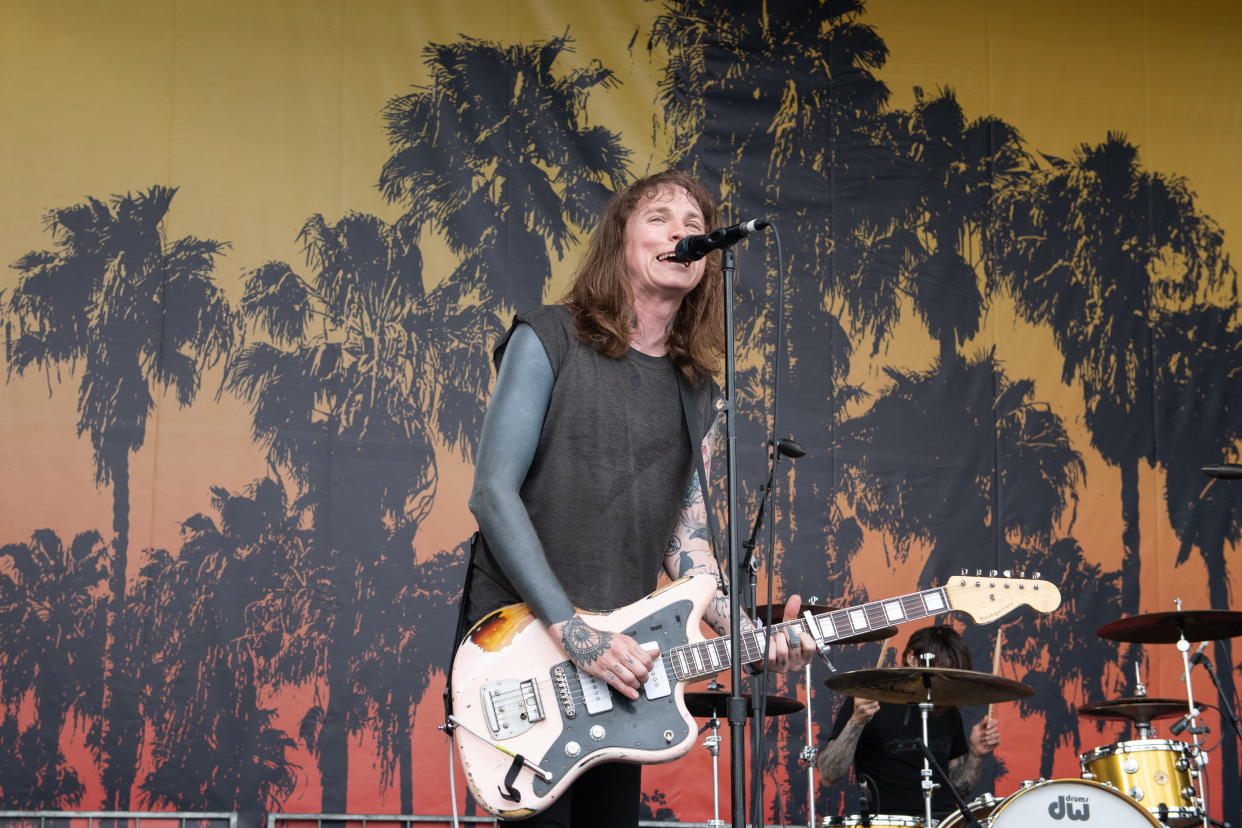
(1080, 738, 1202, 826)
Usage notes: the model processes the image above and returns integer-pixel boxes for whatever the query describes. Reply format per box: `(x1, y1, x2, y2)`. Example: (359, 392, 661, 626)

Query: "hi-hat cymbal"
(823, 667, 1034, 706)
(683, 689, 805, 718)
(1077, 697, 1187, 724)
(751, 604, 897, 646)
(1097, 610, 1242, 643)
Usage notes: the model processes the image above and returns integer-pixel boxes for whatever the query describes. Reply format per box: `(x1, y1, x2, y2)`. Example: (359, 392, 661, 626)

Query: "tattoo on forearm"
(818, 726, 863, 784)
(561, 616, 610, 666)
(949, 752, 983, 794)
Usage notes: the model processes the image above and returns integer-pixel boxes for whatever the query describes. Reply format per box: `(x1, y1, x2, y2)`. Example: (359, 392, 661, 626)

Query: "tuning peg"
(1002, 570, 1012, 578)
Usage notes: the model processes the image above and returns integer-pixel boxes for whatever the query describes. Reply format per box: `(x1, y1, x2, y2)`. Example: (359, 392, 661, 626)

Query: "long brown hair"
(563, 169, 725, 384)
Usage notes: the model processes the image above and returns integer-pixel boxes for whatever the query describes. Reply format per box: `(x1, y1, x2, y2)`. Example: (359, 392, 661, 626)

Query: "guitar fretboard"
(666, 587, 951, 682)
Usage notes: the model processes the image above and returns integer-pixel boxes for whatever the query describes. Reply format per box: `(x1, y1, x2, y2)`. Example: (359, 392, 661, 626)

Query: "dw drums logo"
(1048, 794, 1092, 821)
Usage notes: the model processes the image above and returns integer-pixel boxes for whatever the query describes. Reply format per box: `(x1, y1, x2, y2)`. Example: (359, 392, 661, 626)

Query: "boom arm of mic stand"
(914, 741, 984, 827)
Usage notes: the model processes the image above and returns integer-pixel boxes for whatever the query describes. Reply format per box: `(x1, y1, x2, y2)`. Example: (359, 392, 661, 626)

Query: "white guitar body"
(450, 575, 716, 820)
(450, 571, 1060, 819)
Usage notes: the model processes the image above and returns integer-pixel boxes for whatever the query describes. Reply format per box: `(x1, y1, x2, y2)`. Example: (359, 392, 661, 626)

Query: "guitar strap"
(442, 530, 482, 725)
(677, 373, 727, 588)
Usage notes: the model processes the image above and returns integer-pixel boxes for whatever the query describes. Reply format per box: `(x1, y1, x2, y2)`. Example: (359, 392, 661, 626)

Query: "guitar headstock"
(943, 570, 1061, 624)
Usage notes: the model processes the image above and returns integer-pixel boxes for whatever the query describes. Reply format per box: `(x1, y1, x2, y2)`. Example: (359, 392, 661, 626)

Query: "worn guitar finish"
(450, 572, 1060, 819)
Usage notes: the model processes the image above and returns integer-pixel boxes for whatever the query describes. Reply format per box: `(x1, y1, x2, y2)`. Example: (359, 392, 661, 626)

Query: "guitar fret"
(674, 647, 690, 679)
(882, 599, 906, 623)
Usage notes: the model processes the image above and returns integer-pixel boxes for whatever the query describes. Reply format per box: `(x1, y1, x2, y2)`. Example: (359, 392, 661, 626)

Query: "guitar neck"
(666, 586, 951, 683)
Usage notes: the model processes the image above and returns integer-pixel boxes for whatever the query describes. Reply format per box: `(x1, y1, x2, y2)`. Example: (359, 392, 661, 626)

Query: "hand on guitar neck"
(745, 593, 817, 674)
(550, 594, 816, 700)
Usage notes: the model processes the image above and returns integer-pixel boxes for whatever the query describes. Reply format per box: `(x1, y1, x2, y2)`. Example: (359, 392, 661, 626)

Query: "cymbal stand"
(697, 679, 725, 828)
(1172, 599, 1210, 828)
(797, 661, 817, 828)
(701, 712, 725, 828)
(917, 653, 937, 828)
(1132, 662, 1154, 740)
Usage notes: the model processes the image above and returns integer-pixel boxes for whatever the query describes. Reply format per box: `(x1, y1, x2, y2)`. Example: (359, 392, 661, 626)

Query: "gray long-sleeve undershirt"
(467, 323, 576, 627)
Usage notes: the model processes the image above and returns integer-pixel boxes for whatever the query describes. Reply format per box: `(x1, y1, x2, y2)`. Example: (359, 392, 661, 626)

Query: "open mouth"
(656, 253, 689, 267)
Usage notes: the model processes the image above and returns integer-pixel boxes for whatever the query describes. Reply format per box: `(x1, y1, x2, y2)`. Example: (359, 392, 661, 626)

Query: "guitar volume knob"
(565, 741, 581, 758)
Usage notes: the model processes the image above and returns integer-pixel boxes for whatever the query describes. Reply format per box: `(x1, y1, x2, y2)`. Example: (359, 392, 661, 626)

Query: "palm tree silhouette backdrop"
(1, 2, 1239, 826)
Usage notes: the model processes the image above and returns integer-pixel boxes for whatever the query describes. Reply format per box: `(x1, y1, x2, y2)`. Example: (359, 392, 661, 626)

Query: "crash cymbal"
(1077, 697, 1187, 724)
(1097, 610, 1242, 643)
(684, 689, 805, 718)
(751, 604, 897, 646)
(823, 667, 1034, 707)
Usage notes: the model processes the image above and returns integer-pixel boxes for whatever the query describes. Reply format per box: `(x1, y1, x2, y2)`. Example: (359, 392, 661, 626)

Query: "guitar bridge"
(481, 677, 546, 740)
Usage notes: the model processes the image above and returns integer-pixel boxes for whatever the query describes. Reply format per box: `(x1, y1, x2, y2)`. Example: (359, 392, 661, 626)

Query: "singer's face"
(622, 185, 707, 302)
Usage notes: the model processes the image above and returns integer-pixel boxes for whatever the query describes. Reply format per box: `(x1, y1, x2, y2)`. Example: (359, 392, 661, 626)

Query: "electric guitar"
(449, 571, 1061, 819)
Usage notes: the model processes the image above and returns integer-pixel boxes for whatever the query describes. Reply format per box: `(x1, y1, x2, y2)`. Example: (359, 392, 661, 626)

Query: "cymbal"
(683, 689, 805, 718)
(1077, 697, 1188, 723)
(751, 604, 897, 646)
(1097, 610, 1242, 643)
(823, 667, 1034, 706)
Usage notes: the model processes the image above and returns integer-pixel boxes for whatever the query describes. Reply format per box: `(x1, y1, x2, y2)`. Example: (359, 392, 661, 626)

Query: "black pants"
(516, 763, 642, 828)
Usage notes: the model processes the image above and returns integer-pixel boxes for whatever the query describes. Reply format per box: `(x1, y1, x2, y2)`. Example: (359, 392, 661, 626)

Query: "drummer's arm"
(949, 716, 999, 794)
(947, 751, 984, 795)
(817, 699, 880, 785)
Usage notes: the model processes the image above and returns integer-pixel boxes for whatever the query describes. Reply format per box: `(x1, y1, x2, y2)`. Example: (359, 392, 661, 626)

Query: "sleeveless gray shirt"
(465, 305, 716, 626)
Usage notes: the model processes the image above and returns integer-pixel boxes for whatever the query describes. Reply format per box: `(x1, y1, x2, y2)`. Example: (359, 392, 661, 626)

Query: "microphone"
(1201, 464, 1242, 479)
(775, 438, 806, 458)
(672, 218, 771, 263)
(1190, 641, 1210, 666)
(1170, 709, 1198, 736)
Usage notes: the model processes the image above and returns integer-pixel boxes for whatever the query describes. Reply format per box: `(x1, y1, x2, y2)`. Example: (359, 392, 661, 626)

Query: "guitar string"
(481, 590, 952, 716)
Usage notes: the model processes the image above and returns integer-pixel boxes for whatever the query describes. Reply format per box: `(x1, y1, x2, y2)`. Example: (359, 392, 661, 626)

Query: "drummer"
(817, 625, 1001, 819)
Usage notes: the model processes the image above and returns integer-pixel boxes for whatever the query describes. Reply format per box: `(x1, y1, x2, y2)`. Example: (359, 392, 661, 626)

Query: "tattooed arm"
(947, 716, 998, 795)
(661, 424, 815, 671)
(817, 698, 880, 785)
(469, 324, 654, 700)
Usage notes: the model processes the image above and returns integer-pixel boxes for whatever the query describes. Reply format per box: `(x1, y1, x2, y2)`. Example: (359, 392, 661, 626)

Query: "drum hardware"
(1080, 739, 1203, 827)
(1097, 599, 1235, 828)
(684, 687, 805, 719)
(686, 682, 804, 828)
(754, 602, 896, 828)
(932, 792, 998, 827)
(1096, 608, 1242, 644)
(821, 816, 923, 826)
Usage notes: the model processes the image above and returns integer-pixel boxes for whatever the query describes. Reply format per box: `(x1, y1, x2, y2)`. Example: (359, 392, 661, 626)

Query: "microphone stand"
(913, 741, 984, 827)
(1199, 646, 1242, 743)
(722, 246, 749, 828)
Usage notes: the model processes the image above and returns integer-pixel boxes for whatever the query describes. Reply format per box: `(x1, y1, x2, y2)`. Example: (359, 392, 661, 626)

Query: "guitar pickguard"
(530, 597, 695, 794)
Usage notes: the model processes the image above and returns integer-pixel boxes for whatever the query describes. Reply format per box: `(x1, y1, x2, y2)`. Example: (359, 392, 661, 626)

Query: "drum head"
(989, 779, 1162, 826)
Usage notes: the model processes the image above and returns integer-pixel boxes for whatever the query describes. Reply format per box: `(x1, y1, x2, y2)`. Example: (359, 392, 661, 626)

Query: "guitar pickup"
(576, 669, 613, 715)
(642, 642, 671, 700)
(480, 678, 546, 740)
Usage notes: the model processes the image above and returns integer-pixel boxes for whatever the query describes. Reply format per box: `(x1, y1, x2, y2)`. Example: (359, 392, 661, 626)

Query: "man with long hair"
(464, 169, 815, 826)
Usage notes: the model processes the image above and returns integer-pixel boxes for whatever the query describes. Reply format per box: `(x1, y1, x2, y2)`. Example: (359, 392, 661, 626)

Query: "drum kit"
(681, 602, 1242, 828)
